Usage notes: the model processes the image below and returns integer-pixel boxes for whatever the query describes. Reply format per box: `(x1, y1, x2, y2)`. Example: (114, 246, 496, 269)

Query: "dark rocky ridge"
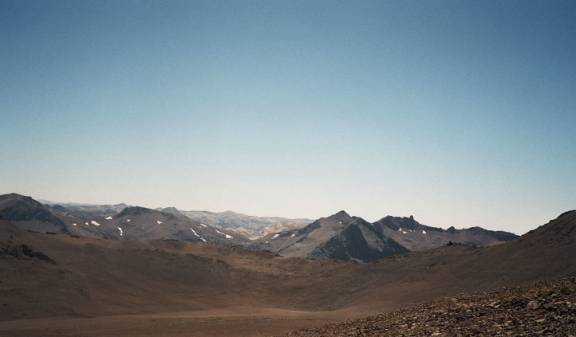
(372, 215, 518, 251)
(117, 206, 170, 218)
(0, 193, 67, 233)
(0, 243, 54, 263)
(309, 217, 408, 261)
(253, 211, 410, 262)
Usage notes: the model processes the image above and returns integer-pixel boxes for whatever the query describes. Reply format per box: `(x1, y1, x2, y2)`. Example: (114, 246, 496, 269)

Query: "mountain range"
(160, 207, 312, 239)
(0, 193, 574, 336)
(0, 193, 518, 262)
(1, 193, 247, 245)
(252, 210, 517, 262)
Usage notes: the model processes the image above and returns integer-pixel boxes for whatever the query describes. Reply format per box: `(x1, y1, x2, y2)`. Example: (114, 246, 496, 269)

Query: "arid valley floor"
(1, 197, 576, 336)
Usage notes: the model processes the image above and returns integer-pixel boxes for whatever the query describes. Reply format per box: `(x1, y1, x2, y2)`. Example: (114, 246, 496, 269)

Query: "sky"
(1, 0, 575, 234)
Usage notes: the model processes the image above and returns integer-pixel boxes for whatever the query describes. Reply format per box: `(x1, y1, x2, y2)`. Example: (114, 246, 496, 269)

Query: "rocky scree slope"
(283, 277, 576, 337)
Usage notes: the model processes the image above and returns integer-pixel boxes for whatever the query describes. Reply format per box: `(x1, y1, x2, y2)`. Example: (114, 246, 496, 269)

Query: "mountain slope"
(283, 277, 576, 337)
(372, 215, 518, 251)
(522, 210, 576, 242)
(253, 211, 409, 262)
(0, 219, 54, 264)
(175, 209, 312, 239)
(112, 206, 248, 244)
(0, 194, 248, 245)
(310, 218, 408, 261)
(45, 202, 128, 218)
(0, 193, 68, 233)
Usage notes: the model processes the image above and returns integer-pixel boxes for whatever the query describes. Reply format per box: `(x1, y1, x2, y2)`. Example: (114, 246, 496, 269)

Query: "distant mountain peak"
(118, 206, 155, 217)
(374, 215, 421, 231)
(325, 210, 351, 222)
(158, 207, 181, 215)
(3, 193, 25, 198)
(0, 193, 67, 232)
(0, 193, 37, 204)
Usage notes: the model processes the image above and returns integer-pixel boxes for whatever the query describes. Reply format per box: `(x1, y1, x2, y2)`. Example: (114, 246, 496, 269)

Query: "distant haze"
(1, 0, 575, 235)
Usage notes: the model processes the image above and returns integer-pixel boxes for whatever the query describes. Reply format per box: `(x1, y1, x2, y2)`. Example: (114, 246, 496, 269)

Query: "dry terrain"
(284, 277, 576, 337)
(1, 210, 575, 336)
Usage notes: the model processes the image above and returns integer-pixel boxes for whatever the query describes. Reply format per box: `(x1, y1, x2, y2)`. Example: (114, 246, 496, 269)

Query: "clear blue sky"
(1, 0, 575, 234)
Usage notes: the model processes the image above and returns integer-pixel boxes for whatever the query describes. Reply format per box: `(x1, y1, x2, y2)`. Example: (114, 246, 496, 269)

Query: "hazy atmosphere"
(2, 0, 575, 234)
(2, 2, 576, 337)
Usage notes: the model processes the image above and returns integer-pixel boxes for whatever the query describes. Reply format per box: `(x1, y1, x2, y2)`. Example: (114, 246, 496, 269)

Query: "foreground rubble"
(283, 277, 576, 337)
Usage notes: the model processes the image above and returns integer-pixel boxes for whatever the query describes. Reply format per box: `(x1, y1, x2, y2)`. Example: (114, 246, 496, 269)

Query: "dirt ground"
(0, 307, 361, 337)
